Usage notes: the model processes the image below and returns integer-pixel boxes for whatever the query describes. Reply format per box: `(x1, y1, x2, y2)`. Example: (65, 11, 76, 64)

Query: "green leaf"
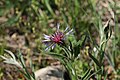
(65, 61, 77, 80)
(69, 40, 74, 54)
(73, 40, 81, 58)
(18, 51, 32, 79)
(88, 53, 101, 67)
(104, 20, 110, 39)
(44, 52, 67, 64)
(16, 67, 29, 80)
(87, 69, 101, 80)
(82, 69, 91, 80)
(44, 0, 55, 17)
(100, 50, 104, 64)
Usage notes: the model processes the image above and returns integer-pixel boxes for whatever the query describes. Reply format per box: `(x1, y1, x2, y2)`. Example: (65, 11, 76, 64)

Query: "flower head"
(43, 24, 73, 51)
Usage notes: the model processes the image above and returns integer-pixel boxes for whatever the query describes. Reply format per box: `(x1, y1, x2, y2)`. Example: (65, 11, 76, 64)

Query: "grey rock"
(35, 65, 64, 80)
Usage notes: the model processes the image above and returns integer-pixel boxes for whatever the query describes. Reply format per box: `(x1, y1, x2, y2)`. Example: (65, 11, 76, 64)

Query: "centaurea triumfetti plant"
(1, 50, 36, 80)
(43, 24, 73, 51)
(42, 24, 79, 80)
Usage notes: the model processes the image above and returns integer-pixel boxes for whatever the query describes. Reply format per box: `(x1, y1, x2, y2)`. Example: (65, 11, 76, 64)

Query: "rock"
(35, 65, 65, 80)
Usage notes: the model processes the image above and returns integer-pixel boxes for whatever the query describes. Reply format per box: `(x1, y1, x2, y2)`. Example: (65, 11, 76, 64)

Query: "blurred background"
(0, 0, 120, 80)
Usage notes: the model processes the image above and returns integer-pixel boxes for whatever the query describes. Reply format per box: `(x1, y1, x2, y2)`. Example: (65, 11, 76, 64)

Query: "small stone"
(35, 65, 64, 80)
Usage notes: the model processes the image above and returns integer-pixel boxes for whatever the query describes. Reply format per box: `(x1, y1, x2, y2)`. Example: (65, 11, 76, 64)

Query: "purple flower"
(42, 24, 73, 51)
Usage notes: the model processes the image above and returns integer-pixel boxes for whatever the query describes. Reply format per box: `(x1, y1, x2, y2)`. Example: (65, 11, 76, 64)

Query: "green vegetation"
(0, 0, 120, 80)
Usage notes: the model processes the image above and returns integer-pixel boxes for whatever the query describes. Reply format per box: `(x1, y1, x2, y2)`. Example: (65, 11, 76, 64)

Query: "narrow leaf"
(88, 53, 101, 67)
(82, 69, 91, 80)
